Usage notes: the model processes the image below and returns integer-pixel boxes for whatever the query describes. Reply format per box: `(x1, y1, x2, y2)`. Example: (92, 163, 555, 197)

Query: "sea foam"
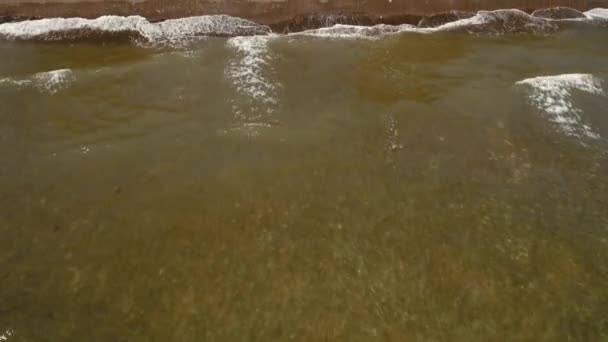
(584, 8, 608, 20)
(431, 9, 558, 34)
(0, 15, 271, 45)
(0, 8, 606, 43)
(294, 23, 417, 38)
(517, 73, 604, 140)
(292, 9, 559, 39)
(0, 69, 74, 93)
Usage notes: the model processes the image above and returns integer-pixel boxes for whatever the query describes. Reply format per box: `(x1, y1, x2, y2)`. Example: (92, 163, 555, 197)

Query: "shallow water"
(1, 12, 608, 341)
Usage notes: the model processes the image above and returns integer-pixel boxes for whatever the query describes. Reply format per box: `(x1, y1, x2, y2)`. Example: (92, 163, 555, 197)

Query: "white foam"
(0, 330, 13, 341)
(0, 77, 30, 88)
(32, 69, 74, 93)
(431, 9, 557, 34)
(0, 8, 605, 43)
(299, 8, 602, 37)
(294, 23, 417, 39)
(0, 16, 149, 39)
(516, 73, 603, 140)
(152, 15, 270, 45)
(0, 15, 270, 45)
(427, 12, 487, 31)
(584, 8, 608, 20)
(530, 8, 588, 21)
(225, 35, 279, 123)
(0, 69, 74, 93)
(291, 9, 558, 39)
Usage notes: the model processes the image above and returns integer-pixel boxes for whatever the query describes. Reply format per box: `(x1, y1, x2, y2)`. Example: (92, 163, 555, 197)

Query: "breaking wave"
(531, 7, 587, 20)
(431, 9, 558, 34)
(294, 23, 417, 38)
(291, 9, 569, 38)
(0, 15, 271, 45)
(272, 13, 376, 34)
(516, 73, 604, 140)
(0, 8, 606, 43)
(585, 8, 608, 20)
(0, 69, 74, 93)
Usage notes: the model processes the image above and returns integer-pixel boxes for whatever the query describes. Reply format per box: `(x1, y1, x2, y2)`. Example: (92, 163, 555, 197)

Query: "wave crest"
(585, 8, 608, 20)
(294, 23, 416, 38)
(0, 8, 607, 43)
(0, 69, 74, 93)
(0, 15, 271, 45)
(434, 9, 558, 34)
(273, 13, 375, 33)
(291, 9, 565, 38)
(532, 7, 586, 20)
(517, 73, 604, 140)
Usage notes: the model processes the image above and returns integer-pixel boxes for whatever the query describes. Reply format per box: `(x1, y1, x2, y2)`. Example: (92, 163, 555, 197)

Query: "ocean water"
(1, 9, 608, 341)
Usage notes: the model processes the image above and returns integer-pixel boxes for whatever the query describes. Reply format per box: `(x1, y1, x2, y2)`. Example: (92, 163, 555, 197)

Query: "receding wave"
(516, 73, 604, 141)
(0, 69, 74, 93)
(0, 15, 271, 45)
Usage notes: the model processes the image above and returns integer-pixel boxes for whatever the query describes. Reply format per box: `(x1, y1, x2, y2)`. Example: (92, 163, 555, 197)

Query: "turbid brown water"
(1, 11, 608, 341)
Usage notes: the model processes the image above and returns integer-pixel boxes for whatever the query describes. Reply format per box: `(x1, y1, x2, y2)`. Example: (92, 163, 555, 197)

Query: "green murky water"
(1, 24, 608, 341)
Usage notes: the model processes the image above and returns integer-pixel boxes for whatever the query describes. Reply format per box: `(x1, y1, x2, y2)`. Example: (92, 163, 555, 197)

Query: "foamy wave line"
(292, 9, 558, 38)
(516, 73, 604, 140)
(584, 8, 608, 20)
(291, 8, 608, 39)
(0, 69, 74, 93)
(293, 23, 417, 38)
(0, 8, 605, 43)
(0, 15, 271, 44)
(432, 9, 557, 33)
